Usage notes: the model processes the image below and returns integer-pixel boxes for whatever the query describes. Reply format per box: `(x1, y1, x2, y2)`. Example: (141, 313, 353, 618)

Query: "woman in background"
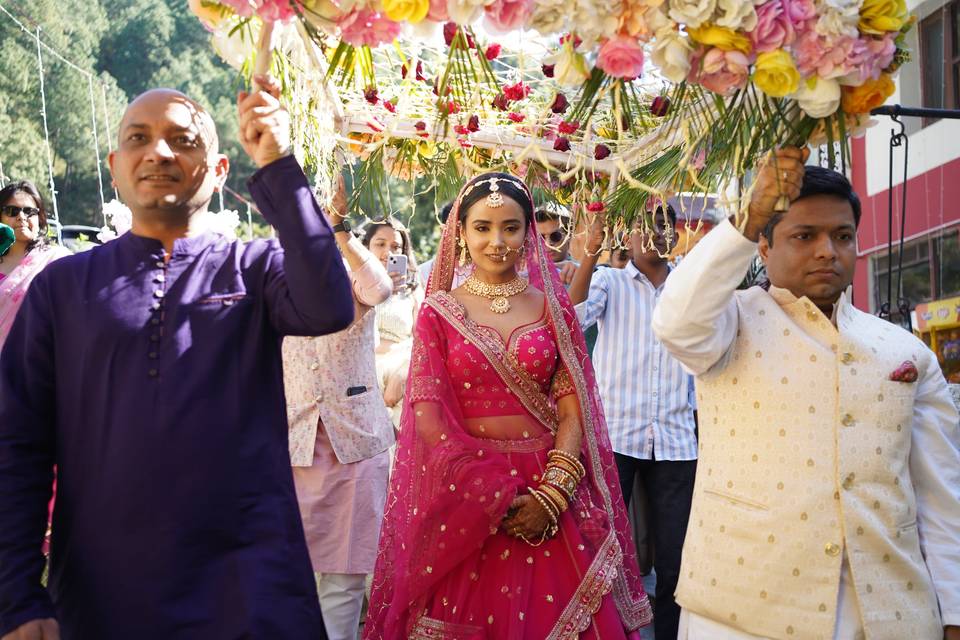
(363, 217, 423, 426)
(0, 180, 71, 348)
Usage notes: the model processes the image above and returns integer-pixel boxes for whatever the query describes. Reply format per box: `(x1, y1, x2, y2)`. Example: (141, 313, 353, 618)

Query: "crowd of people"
(0, 78, 958, 640)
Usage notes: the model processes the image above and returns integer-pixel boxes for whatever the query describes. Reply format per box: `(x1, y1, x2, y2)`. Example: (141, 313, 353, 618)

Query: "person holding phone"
(362, 218, 423, 426)
(282, 177, 395, 640)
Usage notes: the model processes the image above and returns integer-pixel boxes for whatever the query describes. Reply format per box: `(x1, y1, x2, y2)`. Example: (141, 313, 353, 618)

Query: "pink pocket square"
(889, 361, 918, 383)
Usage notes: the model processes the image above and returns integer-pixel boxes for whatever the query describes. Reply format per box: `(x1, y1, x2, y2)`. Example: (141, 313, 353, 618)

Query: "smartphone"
(387, 254, 408, 275)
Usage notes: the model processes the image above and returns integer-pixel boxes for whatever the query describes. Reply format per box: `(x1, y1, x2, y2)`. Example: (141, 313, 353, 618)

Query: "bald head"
(108, 88, 229, 224)
(120, 89, 220, 153)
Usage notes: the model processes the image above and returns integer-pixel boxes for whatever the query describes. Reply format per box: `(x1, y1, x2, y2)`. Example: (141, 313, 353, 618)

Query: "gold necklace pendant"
(464, 276, 528, 314)
(490, 295, 511, 314)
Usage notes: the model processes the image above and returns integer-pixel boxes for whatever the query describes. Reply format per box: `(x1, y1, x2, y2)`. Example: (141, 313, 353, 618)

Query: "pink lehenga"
(364, 180, 652, 640)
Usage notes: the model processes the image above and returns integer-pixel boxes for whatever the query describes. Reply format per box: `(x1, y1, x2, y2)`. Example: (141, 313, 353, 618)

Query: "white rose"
(544, 45, 591, 86)
(573, 0, 622, 44)
(529, 0, 573, 35)
(208, 209, 241, 241)
(667, 0, 717, 28)
(792, 76, 841, 118)
(211, 20, 256, 70)
(651, 27, 693, 82)
(815, 0, 860, 37)
(447, 0, 489, 25)
(715, 0, 757, 30)
(645, 5, 673, 31)
(103, 199, 132, 236)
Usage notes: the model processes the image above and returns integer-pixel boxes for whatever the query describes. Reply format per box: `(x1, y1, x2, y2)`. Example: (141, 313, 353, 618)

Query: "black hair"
(439, 202, 453, 224)
(761, 166, 861, 246)
(457, 173, 534, 226)
(534, 207, 567, 224)
(361, 217, 419, 290)
(652, 203, 677, 228)
(0, 180, 49, 257)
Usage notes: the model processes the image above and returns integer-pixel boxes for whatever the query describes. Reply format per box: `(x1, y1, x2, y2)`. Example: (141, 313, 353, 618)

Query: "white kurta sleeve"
(909, 349, 960, 626)
(653, 218, 758, 376)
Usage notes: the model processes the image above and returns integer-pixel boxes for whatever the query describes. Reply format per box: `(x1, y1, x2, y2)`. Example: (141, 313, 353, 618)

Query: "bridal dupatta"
(364, 179, 651, 639)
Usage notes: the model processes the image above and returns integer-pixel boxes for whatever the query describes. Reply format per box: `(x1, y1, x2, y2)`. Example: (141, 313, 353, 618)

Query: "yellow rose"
(687, 24, 752, 54)
(753, 49, 800, 98)
(417, 139, 438, 159)
(382, 0, 430, 23)
(841, 74, 895, 114)
(858, 0, 907, 34)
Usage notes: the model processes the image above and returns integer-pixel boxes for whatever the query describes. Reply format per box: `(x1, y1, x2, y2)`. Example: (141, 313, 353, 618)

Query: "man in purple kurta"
(0, 79, 352, 639)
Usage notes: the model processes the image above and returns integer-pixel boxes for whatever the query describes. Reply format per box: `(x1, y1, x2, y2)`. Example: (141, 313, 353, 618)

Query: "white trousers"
(317, 573, 367, 640)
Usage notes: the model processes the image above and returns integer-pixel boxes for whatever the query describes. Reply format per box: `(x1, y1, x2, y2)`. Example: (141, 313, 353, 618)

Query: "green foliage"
(0, 0, 453, 256)
(0, 0, 256, 226)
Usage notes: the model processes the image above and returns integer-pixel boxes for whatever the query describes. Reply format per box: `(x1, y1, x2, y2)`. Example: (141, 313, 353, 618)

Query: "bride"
(363, 172, 651, 639)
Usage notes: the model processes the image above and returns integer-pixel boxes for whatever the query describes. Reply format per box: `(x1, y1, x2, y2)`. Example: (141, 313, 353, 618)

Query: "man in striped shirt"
(570, 204, 698, 640)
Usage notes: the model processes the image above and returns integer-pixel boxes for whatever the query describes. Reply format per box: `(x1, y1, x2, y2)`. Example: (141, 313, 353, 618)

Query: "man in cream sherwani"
(653, 147, 960, 640)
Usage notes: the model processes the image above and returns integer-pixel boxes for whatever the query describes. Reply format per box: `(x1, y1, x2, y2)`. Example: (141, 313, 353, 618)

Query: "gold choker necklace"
(464, 275, 528, 314)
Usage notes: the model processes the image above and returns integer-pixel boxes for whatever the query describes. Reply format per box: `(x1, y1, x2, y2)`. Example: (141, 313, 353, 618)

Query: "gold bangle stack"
(548, 449, 587, 478)
(519, 450, 588, 547)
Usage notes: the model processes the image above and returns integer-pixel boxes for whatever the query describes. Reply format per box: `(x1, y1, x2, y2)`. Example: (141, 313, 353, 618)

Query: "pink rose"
(220, 0, 299, 22)
(484, 0, 534, 33)
(750, 0, 797, 53)
(428, 0, 450, 21)
(688, 47, 751, 95)
(596, 35, 645, 79)
(786, 0, 817, 27)
(794, 31, 855, 78)
(338, 9, 402, 47)
(846, 33, 896, 84)
(256, 0, 300, 22)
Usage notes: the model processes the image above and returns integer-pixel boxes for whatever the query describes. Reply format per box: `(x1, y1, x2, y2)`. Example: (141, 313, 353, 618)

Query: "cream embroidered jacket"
(652, 219, 960, 640)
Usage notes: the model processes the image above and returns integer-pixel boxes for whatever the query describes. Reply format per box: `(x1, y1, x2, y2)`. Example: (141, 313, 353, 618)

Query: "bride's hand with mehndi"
(502, 495, 553, 540)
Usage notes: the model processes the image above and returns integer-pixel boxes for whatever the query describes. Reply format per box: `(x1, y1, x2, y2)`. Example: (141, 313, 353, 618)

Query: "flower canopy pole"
(189, 0, 915, 236)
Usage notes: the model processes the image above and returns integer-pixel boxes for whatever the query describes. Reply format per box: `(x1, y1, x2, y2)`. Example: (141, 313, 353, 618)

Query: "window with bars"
(872, 228, 960, 322)
(920, 0, 960, 124)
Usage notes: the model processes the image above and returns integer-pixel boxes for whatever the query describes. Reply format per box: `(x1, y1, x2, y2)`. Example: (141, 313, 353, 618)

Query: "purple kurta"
(0, 156, 353, 638)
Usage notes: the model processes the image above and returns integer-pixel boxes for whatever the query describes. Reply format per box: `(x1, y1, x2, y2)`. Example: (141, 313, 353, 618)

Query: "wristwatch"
(332, 219, 351, 234)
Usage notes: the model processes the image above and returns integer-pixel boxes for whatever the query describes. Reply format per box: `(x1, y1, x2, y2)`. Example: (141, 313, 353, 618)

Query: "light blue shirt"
(575, 262, 698, 461)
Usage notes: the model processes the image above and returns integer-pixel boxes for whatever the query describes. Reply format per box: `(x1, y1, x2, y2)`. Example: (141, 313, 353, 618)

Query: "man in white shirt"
(571, 204, 698, 640)
(653, 147, 960, 640)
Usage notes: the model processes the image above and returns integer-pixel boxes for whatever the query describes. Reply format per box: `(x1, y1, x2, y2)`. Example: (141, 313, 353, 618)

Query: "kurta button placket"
(841, 352, 854, 364)
(149, 255, 168, 380)
(824, 543, 841, 557)
(841, 414, 855, 427)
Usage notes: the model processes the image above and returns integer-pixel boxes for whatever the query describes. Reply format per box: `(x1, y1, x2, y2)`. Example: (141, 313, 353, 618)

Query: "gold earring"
(458, 237, 467, 267)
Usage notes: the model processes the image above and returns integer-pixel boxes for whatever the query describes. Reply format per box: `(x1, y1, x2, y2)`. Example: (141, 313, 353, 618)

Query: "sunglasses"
(540, 230, 565, 245)
(1, 205, 40, 219)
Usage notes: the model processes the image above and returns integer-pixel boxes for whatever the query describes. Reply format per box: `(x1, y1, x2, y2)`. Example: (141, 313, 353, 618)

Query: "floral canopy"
(188, 0, 912, 238)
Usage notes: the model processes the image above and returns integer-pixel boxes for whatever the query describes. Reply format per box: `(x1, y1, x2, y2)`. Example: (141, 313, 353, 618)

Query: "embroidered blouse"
(415, 292, 575, 421)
